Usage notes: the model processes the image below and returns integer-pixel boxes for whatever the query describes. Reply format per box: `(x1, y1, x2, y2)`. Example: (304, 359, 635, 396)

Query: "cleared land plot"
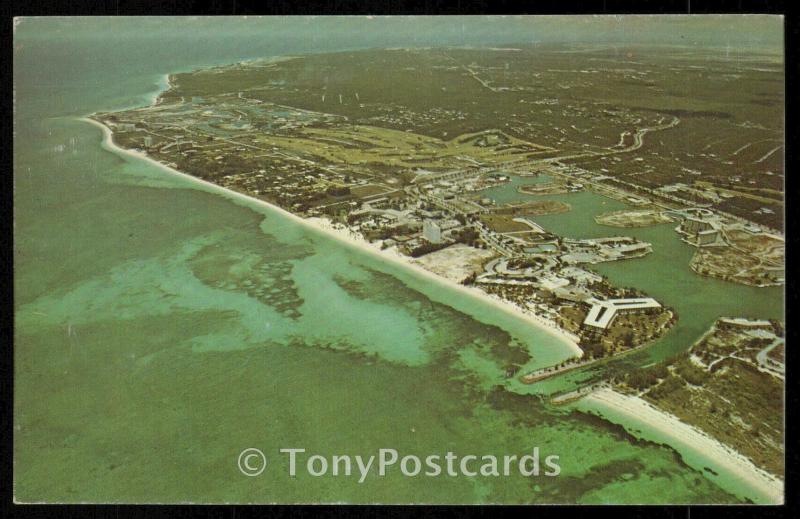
(411, 244, 498, 283)
(595, 209, 674, 227)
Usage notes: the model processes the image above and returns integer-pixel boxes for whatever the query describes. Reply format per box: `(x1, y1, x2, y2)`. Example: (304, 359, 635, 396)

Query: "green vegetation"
(622, 319, 785, 477)
(409, 241, 450, 258)
(581, 341, 605, 360)
(624, 362, 669, 391)
(127, 45, 784, 229)
(326, 185, 351, 196)
(647, 374, 685, 400)
(674, 357, 709, 386)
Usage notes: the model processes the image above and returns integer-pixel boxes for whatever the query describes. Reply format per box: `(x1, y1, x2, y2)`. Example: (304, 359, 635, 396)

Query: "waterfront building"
(582, 297, 662, 337)
(423, 219, 442, 244)
(697, 228, 723, 246)
(682, 216, 714, 234)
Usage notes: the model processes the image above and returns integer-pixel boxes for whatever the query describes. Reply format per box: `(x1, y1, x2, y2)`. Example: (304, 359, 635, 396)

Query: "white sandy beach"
(80, 116, 583, 359)
(307, 215, 583, 352)
(82, 115, 784, 504)
(582, 387, 783, 504)
(151, 74, 171, 106)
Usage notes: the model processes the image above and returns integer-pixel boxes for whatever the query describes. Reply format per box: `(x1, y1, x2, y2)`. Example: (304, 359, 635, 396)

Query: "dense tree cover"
(409, 241, 450, 258)
(625, 362, 669, 390)
(326, 185, 351, 196)
(581, 341, 606, 359)
(647, 374, 685, 399)
(452, 227, 479, 245)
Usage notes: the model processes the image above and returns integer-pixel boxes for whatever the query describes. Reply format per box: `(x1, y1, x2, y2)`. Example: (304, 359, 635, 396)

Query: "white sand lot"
(411, 244, 497, 283)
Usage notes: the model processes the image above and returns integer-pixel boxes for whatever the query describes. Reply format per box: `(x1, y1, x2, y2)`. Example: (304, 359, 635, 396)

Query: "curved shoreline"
(578, 387, 783, 505)
(76, 66, 777, 503)
(79, 116, 584, 360)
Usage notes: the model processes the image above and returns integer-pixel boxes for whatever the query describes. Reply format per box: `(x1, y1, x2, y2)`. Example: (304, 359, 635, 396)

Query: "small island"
(595, 208, 674, 227)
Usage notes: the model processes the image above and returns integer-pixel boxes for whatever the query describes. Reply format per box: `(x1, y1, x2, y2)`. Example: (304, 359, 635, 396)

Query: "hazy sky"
(15, 15, 783, 51)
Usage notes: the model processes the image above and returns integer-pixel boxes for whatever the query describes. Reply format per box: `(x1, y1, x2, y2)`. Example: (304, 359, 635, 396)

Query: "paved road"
(756, 338, 784, 374)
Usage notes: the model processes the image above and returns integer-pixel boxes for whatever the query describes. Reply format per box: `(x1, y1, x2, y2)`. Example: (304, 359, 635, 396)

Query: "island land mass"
(88, 44, 784, 499)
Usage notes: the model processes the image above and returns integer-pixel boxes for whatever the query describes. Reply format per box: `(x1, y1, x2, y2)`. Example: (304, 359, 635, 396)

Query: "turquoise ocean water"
(13, 17, 780, 504)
